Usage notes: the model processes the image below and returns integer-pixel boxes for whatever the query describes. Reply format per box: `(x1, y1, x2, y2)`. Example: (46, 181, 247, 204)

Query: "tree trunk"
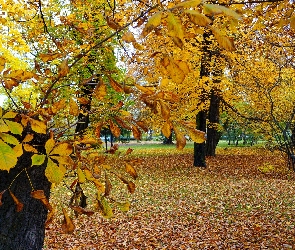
(206, 91, 221, 156)
(0, 134, 50, 250)
(163, 133, 173, 144)
(194, 111, 207, 167)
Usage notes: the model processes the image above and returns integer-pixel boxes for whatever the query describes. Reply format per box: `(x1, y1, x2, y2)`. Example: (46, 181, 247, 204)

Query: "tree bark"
(194, 111, 207, 167)
(0, 134, 50, 250)
(205, 91, 221, 156)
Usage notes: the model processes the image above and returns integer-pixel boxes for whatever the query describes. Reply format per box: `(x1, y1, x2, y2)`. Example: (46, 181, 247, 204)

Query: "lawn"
(44, 144, 295, 249)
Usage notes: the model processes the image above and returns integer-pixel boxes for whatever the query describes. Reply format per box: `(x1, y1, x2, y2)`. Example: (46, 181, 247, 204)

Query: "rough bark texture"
(0, 133, 50, 250)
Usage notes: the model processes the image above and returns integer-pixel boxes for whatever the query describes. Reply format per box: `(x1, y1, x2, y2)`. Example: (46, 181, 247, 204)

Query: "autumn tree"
(0, 0, 207, 249)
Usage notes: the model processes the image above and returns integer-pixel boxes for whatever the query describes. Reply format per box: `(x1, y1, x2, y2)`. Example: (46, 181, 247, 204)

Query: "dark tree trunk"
(206, 91, 221, 156)
(0, 134, 50, 250)
(163, 133, 173, 144)
(194, 111, 207, 167)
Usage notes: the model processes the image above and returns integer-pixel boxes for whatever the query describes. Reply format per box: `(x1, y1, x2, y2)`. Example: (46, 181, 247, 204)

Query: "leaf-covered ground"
(44, 146, 295, 249)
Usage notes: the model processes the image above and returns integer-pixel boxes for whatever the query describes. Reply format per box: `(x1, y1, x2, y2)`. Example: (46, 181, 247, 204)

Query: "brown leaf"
(58, 59, 70, 78)
(31, 190, 52, 211)
(45, 208, 55, 227)
(106, 16, 121, 30)
(125, 163, 138, 179)
(71, 206, 95, 216)
(0, 190, 6, 206)
(9, 190, 23, 212)
(127, 181, 136, 194)
(61, 208, 75, 234)
(132, 124, 141, 140)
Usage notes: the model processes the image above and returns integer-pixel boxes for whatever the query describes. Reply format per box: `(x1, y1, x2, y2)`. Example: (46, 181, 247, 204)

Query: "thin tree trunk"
(0, 134, 50, 250)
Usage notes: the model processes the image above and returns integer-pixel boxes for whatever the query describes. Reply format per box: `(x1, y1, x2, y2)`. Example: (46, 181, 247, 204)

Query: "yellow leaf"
(84, 168, 95, 181)
(122, 31, 136, 43)
(61, 208, 75, 234)
(50, 155, 73, 166)
(45, 158, 66, 184)
(142, 11, 162, 37)
(125, 163, 138, 179)
(186, 127, 206, 143)
(13, 143, 23, 158)
(77, 167, 86, 183)
(204, 4, 241, 20)
(185, 10, 212, 27)
(167, 12, 184, 41)
(166, 60, 186, 84)
(69, 98, 79, 116)
(173, 0, 202, 8)
(45, 138, 55, 155)
(93, 179, 105, 197)
(50, 142, 72, 156)
(30, 119, 47, 134)
(58, 59, 69, 78)
(93, 80, 107, 100)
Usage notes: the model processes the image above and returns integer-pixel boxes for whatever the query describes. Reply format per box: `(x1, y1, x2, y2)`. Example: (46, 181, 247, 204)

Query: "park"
(0, 0, 295, 249)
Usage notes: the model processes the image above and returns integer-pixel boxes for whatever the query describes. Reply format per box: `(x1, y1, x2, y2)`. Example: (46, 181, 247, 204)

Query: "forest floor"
(44, 145, 295, 249)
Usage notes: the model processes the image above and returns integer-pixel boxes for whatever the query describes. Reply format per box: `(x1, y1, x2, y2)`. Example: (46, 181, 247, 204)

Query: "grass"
(44, 144, 295, 249)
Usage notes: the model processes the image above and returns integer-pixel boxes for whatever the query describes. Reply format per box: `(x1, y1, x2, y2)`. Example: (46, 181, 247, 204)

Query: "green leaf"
(5, 120, 23, 135)
(32, 154, 46, 166)
(97, 196, 113, 219)
(142, 11, 162, 37)
(0, 140, 18, 171)
(167, 12, 184, 41)
(0, 133, 19, 145)
(45, 158, 66, 184)
(116, 201, 130, 212)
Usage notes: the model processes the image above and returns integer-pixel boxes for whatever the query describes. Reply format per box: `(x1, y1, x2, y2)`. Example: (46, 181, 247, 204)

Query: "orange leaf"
(61, 208, 75, 234)
(31, 190, 52, 211)
(109, 120, 121, 138)
(174, 125, 186, 150)
(126, 148, 133, 155)
(105, 174, 112, 197)
(162, 121, 172, 138)
(132, 124, 141, 140)
(9, 190, 23, 212)
(45, 208, 55, 227)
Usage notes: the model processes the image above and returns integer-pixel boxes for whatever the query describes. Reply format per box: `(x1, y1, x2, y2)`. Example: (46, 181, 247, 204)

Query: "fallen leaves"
(45, 145, 295, 249)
